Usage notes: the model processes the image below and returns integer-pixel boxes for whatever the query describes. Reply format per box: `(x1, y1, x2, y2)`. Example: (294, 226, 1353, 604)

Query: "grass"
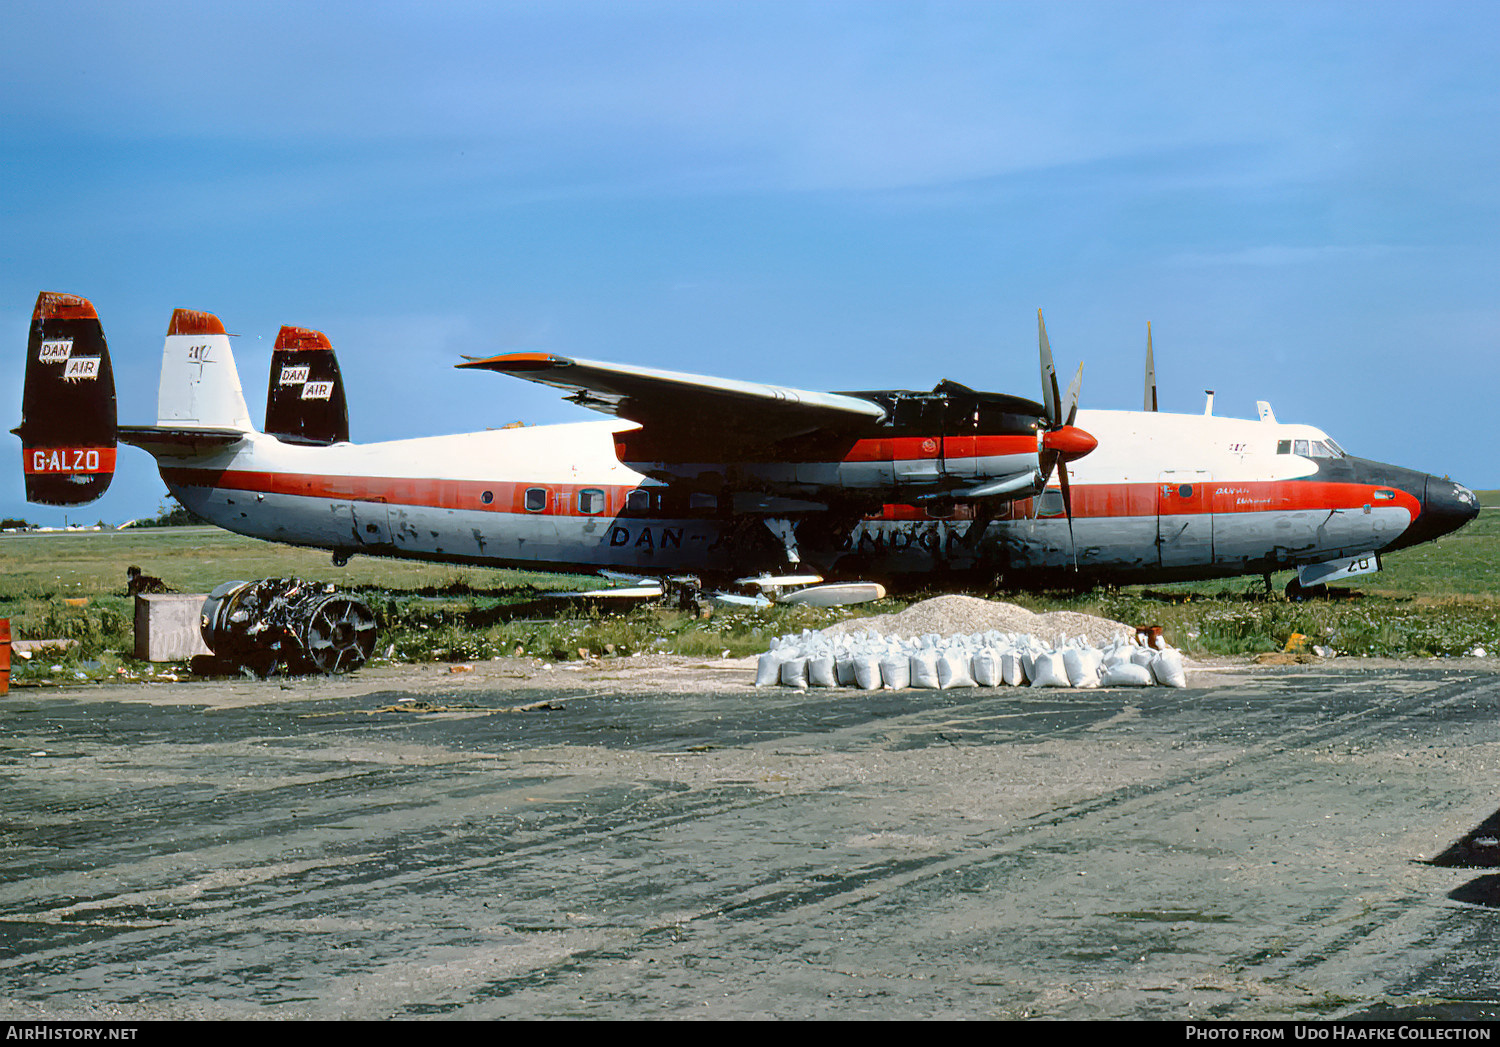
(2, 495, 1497, 682)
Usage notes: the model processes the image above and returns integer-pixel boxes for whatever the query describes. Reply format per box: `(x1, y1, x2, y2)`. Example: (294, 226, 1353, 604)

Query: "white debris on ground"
(818, 594, 1130, 646)
(759, 595, 1189, 691)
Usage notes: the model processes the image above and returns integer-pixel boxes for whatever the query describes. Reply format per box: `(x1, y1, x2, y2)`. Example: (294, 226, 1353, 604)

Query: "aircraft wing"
(457, 353, 886, 443)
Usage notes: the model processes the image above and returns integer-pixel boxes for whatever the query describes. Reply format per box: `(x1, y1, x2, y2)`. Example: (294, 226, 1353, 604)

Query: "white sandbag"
(1030, 651, 1070, 687)
(938, 649, 976, 689)
(1130, 647, 1157, 668)
(1151, 649, 1188, 689)
(880, 653, 911, 690)
(971, 647, 1001, 688)
(853, 654, 883, 691)
(1021, 650, 1038, 682)
(1101, 661, 1155, 687)
(807, 652, 838, 688)
(1001, 651, 1027, 687)
(780, 656, 810, 689)
(756, 652, 785, 688)
(910, 649, 941, 689)
(835, 657, 857, 688)
(1062, 647, 1103, 689)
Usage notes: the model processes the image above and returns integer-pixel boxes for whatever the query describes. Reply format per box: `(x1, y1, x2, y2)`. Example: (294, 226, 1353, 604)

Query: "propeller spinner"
(1035, 310, 1098, 561)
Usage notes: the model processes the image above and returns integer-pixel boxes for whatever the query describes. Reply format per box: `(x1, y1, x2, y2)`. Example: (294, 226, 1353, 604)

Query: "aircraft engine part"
(200, 577, 378, 675)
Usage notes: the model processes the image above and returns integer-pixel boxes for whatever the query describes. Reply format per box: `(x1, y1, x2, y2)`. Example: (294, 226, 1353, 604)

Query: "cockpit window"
(1279, 437, 1346, 458)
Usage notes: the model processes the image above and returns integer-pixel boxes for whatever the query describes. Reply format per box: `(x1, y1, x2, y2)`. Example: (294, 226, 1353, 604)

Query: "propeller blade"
(1144, 322, 1158, 412)
(1058, 461, 1077, 569)
(1062, 363, 1083, 428)
(1038, 309, 1060, 426)
(1037, 446, 1057, 486)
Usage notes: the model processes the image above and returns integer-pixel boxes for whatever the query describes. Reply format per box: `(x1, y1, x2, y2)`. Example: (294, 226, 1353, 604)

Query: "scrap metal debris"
(200, 577, 378, 676)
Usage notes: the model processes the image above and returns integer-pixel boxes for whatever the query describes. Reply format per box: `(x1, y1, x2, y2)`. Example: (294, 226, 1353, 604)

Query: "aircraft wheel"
(1285, 578, 1328, 602)
(332, 550, 352, 567)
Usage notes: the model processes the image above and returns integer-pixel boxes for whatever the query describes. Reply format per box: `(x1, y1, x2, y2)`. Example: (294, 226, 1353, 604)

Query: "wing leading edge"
(457, 353, 886, 445)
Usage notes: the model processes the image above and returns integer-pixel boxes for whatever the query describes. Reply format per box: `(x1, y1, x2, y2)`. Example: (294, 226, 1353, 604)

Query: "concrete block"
(134, 594, 213, 662)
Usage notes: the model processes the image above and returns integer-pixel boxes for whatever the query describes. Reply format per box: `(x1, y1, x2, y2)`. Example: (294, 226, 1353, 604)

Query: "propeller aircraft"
(14, 292, 1479, 604)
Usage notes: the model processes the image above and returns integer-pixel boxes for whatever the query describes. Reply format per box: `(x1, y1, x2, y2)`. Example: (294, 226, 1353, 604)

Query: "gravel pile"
(822, 594, 1134, 647)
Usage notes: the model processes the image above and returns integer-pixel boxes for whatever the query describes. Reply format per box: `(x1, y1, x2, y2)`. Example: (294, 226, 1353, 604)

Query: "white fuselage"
(148, 407, 1452, 587)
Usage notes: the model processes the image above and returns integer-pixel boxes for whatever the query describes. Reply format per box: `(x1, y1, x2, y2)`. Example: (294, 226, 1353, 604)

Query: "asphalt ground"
(2, 657, 1499, 1020)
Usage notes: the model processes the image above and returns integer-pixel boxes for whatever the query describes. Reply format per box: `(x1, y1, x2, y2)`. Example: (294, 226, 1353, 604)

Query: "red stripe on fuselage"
(160, 466, 1422, 525)
(160, 467, 638, 518)
(1002, 480, 1420, 522)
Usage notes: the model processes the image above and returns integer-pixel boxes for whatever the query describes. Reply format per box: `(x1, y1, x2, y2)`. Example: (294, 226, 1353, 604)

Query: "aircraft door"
(1157, 471, 1213, 569)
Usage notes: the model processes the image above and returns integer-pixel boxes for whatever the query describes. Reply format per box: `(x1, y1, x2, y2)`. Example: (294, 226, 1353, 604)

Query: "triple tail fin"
(14, 292, 117, 506)
(265, 325, 349, 445)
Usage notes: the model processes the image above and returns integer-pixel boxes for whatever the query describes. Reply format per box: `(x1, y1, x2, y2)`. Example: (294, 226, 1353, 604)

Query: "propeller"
(1035, 310, 1098, 563)
(1144, 322, 1158, 412)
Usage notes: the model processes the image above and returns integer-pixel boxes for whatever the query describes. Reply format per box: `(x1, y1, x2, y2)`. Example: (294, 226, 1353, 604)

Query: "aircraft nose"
(1422, 477, 1481, 539)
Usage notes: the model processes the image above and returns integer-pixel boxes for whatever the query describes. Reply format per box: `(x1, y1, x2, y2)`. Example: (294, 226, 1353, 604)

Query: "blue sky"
(3, 0, 1497, 525)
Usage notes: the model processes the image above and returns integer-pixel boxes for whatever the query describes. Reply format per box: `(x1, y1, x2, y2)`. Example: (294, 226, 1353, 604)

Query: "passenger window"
(577, 489, 606, 515)
(524, 488, 547, 512)
(625, 488, 650, 512)
(688, 493, 718, 513)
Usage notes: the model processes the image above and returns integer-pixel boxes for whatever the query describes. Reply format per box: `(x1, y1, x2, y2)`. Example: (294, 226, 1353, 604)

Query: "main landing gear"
(1284, 577, 1328, 602)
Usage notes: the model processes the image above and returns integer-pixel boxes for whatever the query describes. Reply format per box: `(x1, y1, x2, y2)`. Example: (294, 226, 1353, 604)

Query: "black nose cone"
(1411, 478, 1481, 546)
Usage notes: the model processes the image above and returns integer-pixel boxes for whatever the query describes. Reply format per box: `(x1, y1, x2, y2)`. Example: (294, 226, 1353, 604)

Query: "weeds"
(4, 524, 1500, 679)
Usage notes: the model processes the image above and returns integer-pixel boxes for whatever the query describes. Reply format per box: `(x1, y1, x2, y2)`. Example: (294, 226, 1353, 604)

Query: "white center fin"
(156, 309, 253, 431)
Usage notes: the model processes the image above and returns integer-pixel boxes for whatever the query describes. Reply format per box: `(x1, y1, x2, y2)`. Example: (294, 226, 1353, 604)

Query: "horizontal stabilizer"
(16, 292, 117, 506)
(118, 425, 248, 453)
